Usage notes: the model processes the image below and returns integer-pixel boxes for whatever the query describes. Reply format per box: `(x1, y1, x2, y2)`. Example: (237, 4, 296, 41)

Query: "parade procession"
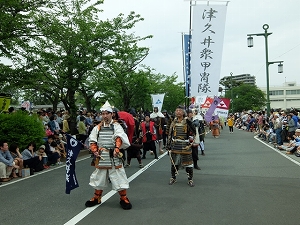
(2, 0, 300, 225)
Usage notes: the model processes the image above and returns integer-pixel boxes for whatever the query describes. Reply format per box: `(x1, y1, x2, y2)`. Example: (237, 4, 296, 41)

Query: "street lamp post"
(230, 72, 233, 113)
(247, 24, 283, 117)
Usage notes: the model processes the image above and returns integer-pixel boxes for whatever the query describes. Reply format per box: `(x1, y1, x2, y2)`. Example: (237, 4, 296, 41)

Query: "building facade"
(220, 73, 256, 86)
(259, 82, 300, 110)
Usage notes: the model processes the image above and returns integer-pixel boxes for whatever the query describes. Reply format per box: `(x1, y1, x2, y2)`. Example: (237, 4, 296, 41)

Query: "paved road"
(1, 128, 300, 225)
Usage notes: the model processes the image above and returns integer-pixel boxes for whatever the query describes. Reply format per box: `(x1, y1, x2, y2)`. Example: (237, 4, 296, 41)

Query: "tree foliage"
(0, 111, 45, 150)
(224, 83, 266, 112)
(0, 0, 184, 129)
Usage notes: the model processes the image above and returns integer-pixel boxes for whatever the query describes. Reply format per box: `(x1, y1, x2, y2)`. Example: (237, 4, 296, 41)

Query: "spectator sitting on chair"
(44, 135, 61, 165)
(36, 145, 50, 169)
(246, 115, 256, 132)
(53, 132, 67, 158)
(9, 143, 23, 177)
(0, 141, 18, 182)
(21, 142, 44, 172)
(286, 129, 300, 154)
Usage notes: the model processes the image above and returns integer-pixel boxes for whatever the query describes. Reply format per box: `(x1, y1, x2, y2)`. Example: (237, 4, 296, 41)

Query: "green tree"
(3, 0, 152, 134)
(0, 111, 45, 150)
(225, 83, 266, 112)
(0, 0, 55, 56)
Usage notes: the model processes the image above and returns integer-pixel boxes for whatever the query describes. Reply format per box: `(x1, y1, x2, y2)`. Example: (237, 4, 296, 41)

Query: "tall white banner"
(190, 4, 227, 97)
(151, 94, 165, 112)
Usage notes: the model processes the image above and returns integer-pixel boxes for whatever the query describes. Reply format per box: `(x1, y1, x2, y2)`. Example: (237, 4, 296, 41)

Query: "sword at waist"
(172, 138, 189, 143)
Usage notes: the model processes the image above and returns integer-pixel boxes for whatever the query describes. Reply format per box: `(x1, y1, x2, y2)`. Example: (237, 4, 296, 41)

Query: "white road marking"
(254, 136, 300, 166)
(0, 156, 91, 187)
(64, 151, 168, 225)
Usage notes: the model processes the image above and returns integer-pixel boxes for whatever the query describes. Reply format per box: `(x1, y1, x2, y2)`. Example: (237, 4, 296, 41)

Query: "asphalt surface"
(1, 128, 300, 225)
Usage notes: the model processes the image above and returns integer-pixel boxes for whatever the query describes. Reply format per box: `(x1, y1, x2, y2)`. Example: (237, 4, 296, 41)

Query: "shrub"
(0, 111, 45, 151)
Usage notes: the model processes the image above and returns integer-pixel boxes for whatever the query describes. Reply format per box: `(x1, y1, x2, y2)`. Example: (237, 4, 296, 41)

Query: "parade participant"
(167, 105, 196, 187)
(162, 110, 170, 148)
(150, 107, 165, 154)
(125, 112, 144, 168)
(85, 101, 132, 210)
(187, 109, 200, 170)
(141, 113, 158, 159)
(197, 111, 206, 156)
(211, 119, 221, 138)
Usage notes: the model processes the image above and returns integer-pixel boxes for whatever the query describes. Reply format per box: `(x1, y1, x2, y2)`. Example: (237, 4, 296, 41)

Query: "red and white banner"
(190, 4, 228, 97)
(200, 97, 230, 117)
(215, 98, 230, 117)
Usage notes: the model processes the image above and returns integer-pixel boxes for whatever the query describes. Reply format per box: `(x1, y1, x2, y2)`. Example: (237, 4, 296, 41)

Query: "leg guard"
(171, 165, 178, 179)
(186, 167, 195, 187)
(186, 167, 193, 180)
(169, 165, 178, 185)
(118, 189, 132, 210)
(85, 189, 103, 207)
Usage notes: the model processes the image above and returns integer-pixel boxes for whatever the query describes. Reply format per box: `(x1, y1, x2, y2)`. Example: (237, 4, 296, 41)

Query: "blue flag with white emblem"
(151, 94, 165, 112)
(65, 134, 82, 194)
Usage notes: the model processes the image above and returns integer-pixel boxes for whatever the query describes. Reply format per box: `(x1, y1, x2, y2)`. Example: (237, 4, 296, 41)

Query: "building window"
(270, 99, 284, 102)
(286, 99, 300, 101)
(269, 90, 284, 95)
(286, 90, 300, 95)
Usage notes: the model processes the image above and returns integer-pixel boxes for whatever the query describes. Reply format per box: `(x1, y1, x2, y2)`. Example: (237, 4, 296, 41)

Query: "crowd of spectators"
(0, 107, 71, 184)
(1, 106, 148, 184)
(232, 109, 300, 155)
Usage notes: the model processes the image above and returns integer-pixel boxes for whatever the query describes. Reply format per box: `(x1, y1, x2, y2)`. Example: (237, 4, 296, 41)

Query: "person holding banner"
(85, 101, 132, 210)
(150, 107, 166, 154)
(167, 106, 196, 187)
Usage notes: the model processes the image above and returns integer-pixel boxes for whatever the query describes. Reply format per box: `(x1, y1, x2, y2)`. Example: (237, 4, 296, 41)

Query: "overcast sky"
(100, 0, 300, 88)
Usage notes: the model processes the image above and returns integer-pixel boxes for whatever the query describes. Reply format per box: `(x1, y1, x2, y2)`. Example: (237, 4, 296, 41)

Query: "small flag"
(65, 134, 83, 194)
(204, 96, 221, 122)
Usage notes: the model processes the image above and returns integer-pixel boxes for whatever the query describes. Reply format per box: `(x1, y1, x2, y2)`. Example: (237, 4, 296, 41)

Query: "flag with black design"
(65, 134, 82, 194)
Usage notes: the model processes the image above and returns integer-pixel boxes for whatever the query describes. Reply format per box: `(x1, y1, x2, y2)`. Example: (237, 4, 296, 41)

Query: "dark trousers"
(24, 157, 44, 172)
(162, 128, 167, 146)
(192, 146, 200, 168)
(229, 126, 233, 132)
(47, 152, 60, 165)
(142, 141, 157, 158)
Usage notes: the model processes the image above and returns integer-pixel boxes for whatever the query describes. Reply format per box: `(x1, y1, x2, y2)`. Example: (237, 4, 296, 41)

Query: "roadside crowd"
(0, 106, 174, 184)
(231, 109, 300, 155)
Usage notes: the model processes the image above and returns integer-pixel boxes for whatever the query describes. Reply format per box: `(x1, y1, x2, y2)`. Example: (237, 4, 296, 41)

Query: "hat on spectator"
(39, 145, 45, 149)
(295, 129, 300, 133)
(59, 134, 63, 138)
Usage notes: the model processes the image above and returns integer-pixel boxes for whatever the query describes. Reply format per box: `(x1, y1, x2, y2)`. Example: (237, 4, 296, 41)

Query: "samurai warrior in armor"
(85, 101, 132, 210)
(167, 105, 196, 187)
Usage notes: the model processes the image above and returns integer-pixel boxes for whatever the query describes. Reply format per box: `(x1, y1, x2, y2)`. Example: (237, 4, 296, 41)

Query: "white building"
(259, 82, 300, 110)
(220, 73, 256, 86)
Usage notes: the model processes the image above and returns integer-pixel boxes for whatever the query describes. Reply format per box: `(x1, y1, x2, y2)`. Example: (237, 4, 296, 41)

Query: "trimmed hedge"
(0, 111, 45, 150)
